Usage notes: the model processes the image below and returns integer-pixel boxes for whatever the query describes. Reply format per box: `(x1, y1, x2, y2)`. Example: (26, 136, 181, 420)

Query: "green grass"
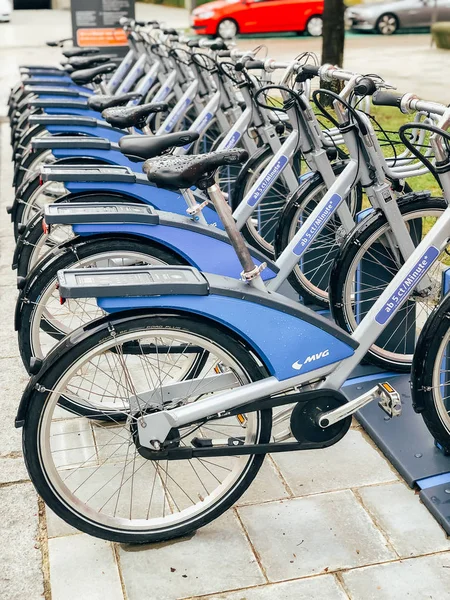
(313, 103, 440, 198)
(369, 105, 440, 197)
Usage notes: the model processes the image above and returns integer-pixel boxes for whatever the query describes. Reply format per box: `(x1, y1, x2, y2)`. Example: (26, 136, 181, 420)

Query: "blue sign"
(375, 246, 440, 325)
(247, 155, 288, 207)
(293, 193, 342, 256)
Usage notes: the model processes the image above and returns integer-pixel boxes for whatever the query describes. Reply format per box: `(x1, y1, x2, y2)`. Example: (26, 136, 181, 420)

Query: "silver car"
(346, 0, 450, 35)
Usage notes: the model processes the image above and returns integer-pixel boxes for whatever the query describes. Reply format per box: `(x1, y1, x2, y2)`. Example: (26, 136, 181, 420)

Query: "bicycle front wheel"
(231, 146, 294, 257)
(330, 194, 447, 371)
(412, 294, 450, 453)
(23, 314, 271, 544)
(275, 162, 362, 307)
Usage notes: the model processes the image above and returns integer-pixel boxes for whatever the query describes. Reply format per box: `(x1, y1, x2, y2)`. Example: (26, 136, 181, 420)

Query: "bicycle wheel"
(274, 162, 362, 307)
(231, 145, 296, 256)
(330, 194, 447, 371)
(15, 212, 75, 278)
(22, 314, 271, 543)
(18, 237, 186, 373)
(192, 117, 222, 155)
(412, 294, 450, 453)
(13, 172, 67, 240)
(14, 192, 145, 277)
(14, 147, 54, 192)
(210, 130, 246, 202)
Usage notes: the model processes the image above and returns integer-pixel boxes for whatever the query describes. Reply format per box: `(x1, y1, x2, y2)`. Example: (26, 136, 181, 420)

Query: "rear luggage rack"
(57, 266, 210, 299)
(40, 163, 134, 183)
(44, 202, 158, 225)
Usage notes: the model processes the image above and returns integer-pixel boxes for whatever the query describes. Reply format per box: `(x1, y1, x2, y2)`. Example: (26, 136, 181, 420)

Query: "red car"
(191, 0, 324, 39)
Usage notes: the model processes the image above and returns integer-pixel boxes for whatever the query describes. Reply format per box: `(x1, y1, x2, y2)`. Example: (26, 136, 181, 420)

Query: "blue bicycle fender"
(46, 125, 126, 143)
(44, 107, 106, 119)
(73, 222, 275, 280)
(97, 293, 355, 380)
(52, 148, 139, 169)
(34, 93, 88, 103)
(27, 84, 93, 95)
(64, 182, 222, 224)
(27, 75, 73, 83)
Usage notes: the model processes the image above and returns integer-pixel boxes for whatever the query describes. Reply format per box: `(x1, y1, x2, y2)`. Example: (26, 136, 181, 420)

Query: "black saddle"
(119, 131, 200, 162)
(70, 63, 117, 85)
(143, 149, 249, 190)
(62, 47, 100, 59)
(87, 93, 142, 112)
(66, 54, 111, 70)
(102, 102, 168, 129)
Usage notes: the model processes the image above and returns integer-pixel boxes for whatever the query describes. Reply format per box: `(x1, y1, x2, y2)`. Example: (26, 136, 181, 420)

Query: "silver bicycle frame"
(136, 108, 450, 443)
(116, 53, 148, 95)
(106, 49, 136, 95)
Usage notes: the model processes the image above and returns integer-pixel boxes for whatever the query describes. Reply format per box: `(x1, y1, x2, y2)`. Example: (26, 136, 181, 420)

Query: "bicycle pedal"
(377, 382, 402, 418)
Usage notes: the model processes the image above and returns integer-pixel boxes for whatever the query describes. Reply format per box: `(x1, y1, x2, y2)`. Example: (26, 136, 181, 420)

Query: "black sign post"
(71, 0, 135, 56)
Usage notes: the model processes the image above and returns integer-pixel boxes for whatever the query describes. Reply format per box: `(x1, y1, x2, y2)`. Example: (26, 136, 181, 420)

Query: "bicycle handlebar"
(372, 90, 403, 108)
(302, 65, 320, 76)
(242, 60, 265, 70)
(45, 37, 72, 47)
(373, 90, 447, 116)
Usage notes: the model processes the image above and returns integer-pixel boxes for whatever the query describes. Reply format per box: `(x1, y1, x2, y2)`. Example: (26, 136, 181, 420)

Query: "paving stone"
(119, 511, 264, 600)
(0, 357, 29, 455)
(0, 256, 15, 287)
(237, 457, 290, 506)
(272, 429, 397, 496)
(358, 482, 450, 558)
(0, 482, 44, 599)
(237, 490, 395, 582)
(49, 534, 123, 600)
(45, 506, 80, 539)
(342, 552, 450, 600)
(0, 455, 29, 484)
(188, 575, 348, 599)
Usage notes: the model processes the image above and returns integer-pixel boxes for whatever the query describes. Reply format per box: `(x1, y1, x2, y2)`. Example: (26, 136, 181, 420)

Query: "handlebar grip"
(244, 60, 265, 70)
(217, 50, 231, 57)
(163, 28, 178, 35)
(302, 64, 320, 76)
(372, 90, 404, 108)
(354, 77, 377, 97)
(210, 39, 227, 51)
(235, 57, 259, 71)
(46, 37, 72, 47)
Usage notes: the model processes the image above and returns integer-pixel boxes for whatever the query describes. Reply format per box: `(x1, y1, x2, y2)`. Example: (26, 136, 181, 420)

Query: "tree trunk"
(321, 0, 346, 67)
(320, 0, 346, 104)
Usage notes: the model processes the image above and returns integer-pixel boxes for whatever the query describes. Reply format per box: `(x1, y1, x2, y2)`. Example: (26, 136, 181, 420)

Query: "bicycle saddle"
(143, 148, 249, 190)
(119, 131, 200, 161)
(70, 63, 117, 85)
(65, 54, 111, 70)
(102, 102, 168, 129)
(87, 92, 142, 112)
(62, 47, 100, 59)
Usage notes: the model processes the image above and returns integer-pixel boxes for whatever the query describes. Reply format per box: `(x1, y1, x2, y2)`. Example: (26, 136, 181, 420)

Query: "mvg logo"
(292, 349, 330, 371)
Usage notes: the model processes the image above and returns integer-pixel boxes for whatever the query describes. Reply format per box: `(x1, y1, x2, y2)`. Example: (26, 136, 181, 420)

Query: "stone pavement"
(2, 7, 450, 600)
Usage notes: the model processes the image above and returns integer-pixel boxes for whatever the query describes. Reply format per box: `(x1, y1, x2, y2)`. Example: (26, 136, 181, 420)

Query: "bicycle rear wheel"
(22, 314, 271, 543)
